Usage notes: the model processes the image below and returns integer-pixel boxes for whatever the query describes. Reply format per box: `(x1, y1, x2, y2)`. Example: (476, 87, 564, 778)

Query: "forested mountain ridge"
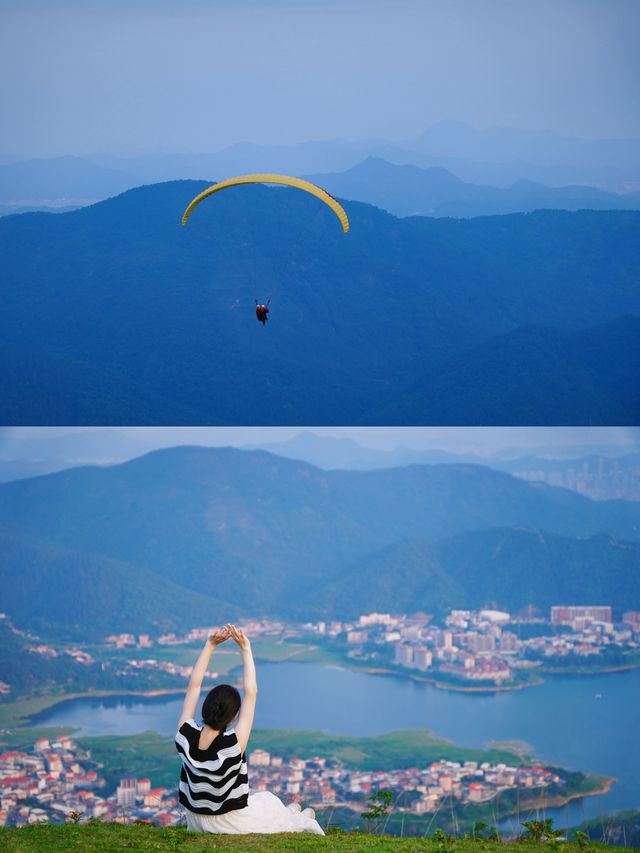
(0, 530, 239, 640)
(1, 181, 639, 424)
(372, 317, 640, 424)
(314, 528, 640, 617)
(0, 447, 638, 633)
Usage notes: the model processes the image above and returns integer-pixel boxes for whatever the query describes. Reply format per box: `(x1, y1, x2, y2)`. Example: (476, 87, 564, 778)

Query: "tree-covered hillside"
(0, 448, 638, 632)
(373, 317, 640, 425)
(1, 182, 638, 424)
(0, 531, 239, 640)
(318, 529, 640, 617)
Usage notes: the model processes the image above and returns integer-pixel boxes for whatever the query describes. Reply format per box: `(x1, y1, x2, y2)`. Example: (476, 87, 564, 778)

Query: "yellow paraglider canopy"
(181, 173, 349, 233)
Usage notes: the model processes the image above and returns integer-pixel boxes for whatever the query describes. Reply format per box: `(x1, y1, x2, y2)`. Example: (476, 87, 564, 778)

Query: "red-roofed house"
(321, 786, 336, 804)
(144, 788, 168, 808)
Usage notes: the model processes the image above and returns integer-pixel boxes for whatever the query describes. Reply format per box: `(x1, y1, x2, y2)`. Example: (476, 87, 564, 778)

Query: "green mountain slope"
(0, 531, 237, 639)
(0, 448, 638, 629)
(318, 528, 640, 617)
(373, 317, 640, 425)
(1, 182, 639, 423)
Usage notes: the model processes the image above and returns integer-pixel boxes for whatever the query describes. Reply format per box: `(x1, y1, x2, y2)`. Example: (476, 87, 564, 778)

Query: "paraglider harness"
(255, 298, 270, 325)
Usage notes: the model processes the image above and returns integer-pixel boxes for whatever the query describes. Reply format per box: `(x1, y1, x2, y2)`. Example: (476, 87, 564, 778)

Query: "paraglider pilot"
(255, 300, 269, 325)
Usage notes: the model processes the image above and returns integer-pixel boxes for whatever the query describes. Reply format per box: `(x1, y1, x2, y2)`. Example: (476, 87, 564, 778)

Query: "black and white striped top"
(175, 719, 249, 815)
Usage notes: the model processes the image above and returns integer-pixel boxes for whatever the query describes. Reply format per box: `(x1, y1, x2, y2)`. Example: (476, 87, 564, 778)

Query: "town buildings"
(0, 738, 180, 828)
(0, 735, 564, 828)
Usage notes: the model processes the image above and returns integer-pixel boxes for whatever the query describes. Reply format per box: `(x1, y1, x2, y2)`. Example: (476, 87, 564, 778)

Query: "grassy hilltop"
(0, 824, 635, 853)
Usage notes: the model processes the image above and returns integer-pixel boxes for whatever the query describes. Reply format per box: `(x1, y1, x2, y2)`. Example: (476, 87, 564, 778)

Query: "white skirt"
(184, 791, 325, 835)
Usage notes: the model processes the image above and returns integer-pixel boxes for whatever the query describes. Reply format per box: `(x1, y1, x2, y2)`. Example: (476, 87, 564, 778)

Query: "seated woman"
(175, 623, 324, 835)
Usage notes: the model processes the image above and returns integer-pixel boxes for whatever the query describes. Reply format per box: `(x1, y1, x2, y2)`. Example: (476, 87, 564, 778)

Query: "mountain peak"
(1, 448, 639, 632)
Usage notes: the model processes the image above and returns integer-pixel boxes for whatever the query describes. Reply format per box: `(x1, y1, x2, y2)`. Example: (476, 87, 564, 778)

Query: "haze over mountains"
(0, 156, 135, 211)
(0, 446, 638, 638)
(304, 158, 640, 219)
(2, 181, 639, 425)
(2, 122, 639, 215)
(247, 434, 640, 502)
(3, 429, 638, 494)
(96, 122, 637, 189)
(2, 430, 638, 506)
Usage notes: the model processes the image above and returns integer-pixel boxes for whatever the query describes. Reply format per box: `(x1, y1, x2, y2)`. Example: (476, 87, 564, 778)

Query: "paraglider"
(255, 299, 270, 325)
(181, 174, 350, 233)
(181, 174, 349, 327)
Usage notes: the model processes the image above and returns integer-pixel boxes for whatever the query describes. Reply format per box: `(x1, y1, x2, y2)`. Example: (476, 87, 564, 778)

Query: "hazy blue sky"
(1, 0, 638, 159)
(1, 427, 638, 459)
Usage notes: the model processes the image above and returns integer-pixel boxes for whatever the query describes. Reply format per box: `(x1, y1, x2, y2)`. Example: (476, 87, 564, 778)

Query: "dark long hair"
(201, 684, 241, 731)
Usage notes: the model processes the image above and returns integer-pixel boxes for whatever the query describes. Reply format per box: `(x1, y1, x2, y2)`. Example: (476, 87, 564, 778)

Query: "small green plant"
(521, 817, 565, 843)
(67, 810, 83, 824)
(472, 820, 488, 840)
(575, 829, 594, 851)
(432, 826, 456, 851)
(362, 789, 393, 834)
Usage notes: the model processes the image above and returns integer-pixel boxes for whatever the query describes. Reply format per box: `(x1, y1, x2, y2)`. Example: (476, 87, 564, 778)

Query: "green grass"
(0, 694, 80, 730)
(79, 731, 178, 792)
(538, 653, 640, 676)
(0, 825, 634, 853)
(103, 635, 389, 683)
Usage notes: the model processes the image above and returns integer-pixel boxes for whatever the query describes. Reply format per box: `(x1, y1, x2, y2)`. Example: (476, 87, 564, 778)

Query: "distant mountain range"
(247, 433, 640, 496)
(247, 433, 480, 470)
(1, 430, 637, 509)
(410, 121, 640, 176)
(89, 123, 640, 189)
(0, 447, 638, 636)
(0, 155, 136, 207)
(2, 430, 637, 495)
(2, 182, 638, 424)
(2, 121, 639, 214)
(0, 203, 79, 217)
(4, 156, 639, 221)
(304, 158, 640, 218)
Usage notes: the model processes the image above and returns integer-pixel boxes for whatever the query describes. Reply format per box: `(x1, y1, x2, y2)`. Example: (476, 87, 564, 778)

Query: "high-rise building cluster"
(513, 457, 640, 501)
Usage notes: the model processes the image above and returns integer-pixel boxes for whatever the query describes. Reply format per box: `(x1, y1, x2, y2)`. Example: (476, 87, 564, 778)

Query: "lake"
(31, 661, 640, 827)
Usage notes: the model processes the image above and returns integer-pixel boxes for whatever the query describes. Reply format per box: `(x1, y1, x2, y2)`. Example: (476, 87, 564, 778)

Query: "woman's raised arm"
(229, 625, 257, 753)
(177, 626, 229, 731)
